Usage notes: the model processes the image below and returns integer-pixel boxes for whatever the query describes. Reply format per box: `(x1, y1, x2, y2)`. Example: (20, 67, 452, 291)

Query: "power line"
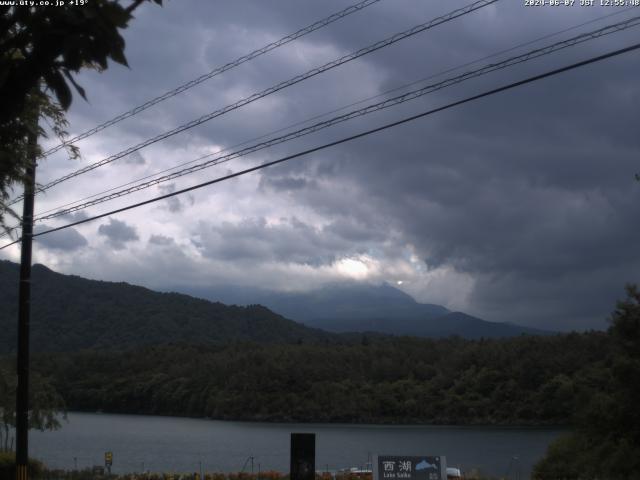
(10, 0, 497, 204)
(38, 0, 383, 159)
(1, 7, 636, 238)
(2, 6, 633, 242)
(3, 40, 638, 250)
(32, 14, 640, 222)
(27, 6, 639, 224)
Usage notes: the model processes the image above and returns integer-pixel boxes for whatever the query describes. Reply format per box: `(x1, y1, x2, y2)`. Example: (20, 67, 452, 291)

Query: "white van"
(446, 467, 463, 479)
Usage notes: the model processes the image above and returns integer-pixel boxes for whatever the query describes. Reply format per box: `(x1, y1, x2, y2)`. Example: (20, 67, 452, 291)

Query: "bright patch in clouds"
(335, 256, 373, 280)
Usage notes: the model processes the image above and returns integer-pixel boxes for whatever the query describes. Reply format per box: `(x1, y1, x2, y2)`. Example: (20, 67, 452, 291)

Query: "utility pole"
(15, 127, 37, 480)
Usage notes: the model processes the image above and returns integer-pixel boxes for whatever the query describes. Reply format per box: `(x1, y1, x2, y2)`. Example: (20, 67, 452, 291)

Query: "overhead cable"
(39, 0, 383, 158)
(10, 0, 497, 204)
(29, 6, 639, 223)
(33, 15, 640, 222)
(2, 40, 637, 250)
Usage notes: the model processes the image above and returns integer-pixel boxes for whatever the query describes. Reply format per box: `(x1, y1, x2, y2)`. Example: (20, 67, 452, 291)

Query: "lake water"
(29, 412, 564, 479)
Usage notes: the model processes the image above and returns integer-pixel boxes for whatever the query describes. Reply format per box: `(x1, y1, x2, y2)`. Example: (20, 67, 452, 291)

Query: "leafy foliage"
(0, 451, 44, 478)
(0, 0, 161, 229)
(0, 364, 66, 452)
(1, 0, 161, 120)
(0, 89, 79, 234)
(533, 285, 640, 480)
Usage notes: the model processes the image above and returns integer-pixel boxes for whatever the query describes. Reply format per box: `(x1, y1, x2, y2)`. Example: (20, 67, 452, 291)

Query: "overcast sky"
(2, 0, 639, 331)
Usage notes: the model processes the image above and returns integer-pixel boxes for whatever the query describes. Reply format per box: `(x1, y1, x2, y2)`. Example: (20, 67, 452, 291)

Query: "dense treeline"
(27, 332, 612, 425)
(532, 285, 640, 479)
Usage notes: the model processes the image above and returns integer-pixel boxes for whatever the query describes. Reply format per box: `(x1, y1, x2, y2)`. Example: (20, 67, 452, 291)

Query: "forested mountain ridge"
(0, 261, 336, 353)
(1, 261, 548, 355)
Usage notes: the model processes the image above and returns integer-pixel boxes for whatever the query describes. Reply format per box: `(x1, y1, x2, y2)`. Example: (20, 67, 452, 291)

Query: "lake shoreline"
(66, 409, 568, 429)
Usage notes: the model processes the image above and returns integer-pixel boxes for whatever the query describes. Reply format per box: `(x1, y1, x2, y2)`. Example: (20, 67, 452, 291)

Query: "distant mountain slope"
(187, 283, 447, 322)
(182, 283, 550, 339)
(0, 261, 335, 354)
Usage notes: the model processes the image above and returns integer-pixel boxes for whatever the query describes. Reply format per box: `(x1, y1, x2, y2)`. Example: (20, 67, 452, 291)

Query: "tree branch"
(125, 0, 145, 14)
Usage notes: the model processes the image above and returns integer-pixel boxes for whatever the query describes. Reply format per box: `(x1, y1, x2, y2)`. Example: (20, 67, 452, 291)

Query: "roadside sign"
(105, 451, 113, 467)
(374, 455, 446, 480)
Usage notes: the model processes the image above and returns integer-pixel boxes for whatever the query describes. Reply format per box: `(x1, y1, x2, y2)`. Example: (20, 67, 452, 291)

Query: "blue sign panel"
(374, 455, 446, 480)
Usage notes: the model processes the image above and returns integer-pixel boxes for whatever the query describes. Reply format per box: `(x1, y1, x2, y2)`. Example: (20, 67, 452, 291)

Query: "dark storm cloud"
(33, 225, 88, 251)
(271, 24, 640, 330)
(195, 216, 372, 267)
(48, 0, 640, 330)
(468, 264, 636, 331)
(323, 218, 387, 243)
(98, 218, 139, 250)
(230, 2, 640, 330)
(63, 0, 456, 151)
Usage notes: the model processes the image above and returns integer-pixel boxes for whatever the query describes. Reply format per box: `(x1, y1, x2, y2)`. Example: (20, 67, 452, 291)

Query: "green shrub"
(0, 451, 45, 478)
